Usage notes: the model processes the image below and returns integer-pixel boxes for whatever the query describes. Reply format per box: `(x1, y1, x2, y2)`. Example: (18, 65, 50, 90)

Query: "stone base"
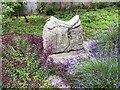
(49, 50, 88, 64)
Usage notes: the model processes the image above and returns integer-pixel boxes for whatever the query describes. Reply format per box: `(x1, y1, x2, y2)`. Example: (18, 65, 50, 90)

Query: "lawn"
(3, 15, 49, 35)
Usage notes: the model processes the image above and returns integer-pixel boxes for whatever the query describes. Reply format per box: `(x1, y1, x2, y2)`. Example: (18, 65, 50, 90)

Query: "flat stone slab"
(48, 40, 95, 64)
(49, 50, 88, 64)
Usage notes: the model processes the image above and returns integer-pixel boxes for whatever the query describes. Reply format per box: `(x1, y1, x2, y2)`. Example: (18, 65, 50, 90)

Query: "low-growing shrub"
(75, 56, 118, 88)
(90, 28, 118, 59)
(1, 32, 72, 88)
(71, 27, 119, 88)
(1, 32, 55, 88)
(73, 35, 119, 88)
(80, 5, 118, 39)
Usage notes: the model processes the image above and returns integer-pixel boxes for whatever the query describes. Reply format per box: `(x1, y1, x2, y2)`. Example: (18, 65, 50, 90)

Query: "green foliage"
(37, 2, 56, 15)
(75, 57, 118, 88)
(2, 33, 54, 88)
(2, 3, 14, 17)
(3, 15, 49, 35)
(3, 4, 118, 39)
(2, 2, 24, 16)
(1, 4, 14, 34)
(94, 27, 118, 56)
(98, 29, 118, 43)
(54, 5, 118, 39)
(89, 2, 115, 10)
(46, 8, 56, 15)
(1, 3, 119, 89)
(80, 6, 118, 39)
(1, 2, 25, 34)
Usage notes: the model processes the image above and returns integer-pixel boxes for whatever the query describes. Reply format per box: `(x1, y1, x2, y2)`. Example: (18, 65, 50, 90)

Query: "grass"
(3, 15, 49, 35)
(3, 5, 118, 39)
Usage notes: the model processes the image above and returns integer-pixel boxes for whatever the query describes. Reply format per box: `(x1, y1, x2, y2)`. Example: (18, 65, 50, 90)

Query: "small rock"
(49, 51, 88, 64)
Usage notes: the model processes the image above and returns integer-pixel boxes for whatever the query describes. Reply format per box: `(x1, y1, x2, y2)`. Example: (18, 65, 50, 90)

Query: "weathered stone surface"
(49, 50, 87, 63)
(42, 15, 83, 53)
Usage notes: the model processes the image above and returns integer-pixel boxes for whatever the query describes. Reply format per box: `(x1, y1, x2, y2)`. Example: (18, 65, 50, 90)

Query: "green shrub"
(97, 28, 118, 44)
(89, 2, 113, 10)
(75, 56, 118, 88)
(94, 28, 118, 57)
(1, 2, 25, 34)
(1, 3, 14, 34)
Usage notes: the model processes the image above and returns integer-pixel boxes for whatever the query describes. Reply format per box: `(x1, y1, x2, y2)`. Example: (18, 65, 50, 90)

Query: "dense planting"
(74, 56, 118, 88)
(2, 32, 119, 88)
(1, 32, 70, 88)
(69, 37, 119, 88)
(70, 28, 119, 88)
(2, 32, 46, 88)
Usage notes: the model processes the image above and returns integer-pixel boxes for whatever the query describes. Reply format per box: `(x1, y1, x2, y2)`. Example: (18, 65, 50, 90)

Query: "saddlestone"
(42, 15, 83, 53)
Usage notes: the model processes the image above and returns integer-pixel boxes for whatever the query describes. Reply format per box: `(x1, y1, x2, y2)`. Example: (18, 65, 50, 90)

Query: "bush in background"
(1, 2, 25, 34)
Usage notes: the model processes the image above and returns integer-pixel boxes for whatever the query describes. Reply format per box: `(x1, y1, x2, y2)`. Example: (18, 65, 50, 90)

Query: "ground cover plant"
(1, 2, 119, 89)
(67, 27, 119, 88)
(2, 5, 118, 39)
(2, 32, 50, 88)
(74, 55, 119, 88)
(2, 15, 49, 35)
(1, 32, 71, 88)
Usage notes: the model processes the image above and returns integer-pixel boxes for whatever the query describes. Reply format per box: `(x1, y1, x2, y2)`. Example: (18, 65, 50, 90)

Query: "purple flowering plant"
(1, 32, 72, 88)
(72, 29, 119, 88)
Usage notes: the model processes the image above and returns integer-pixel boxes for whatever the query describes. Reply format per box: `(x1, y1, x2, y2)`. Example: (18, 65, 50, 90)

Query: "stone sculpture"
(42, 15, 83, 53)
